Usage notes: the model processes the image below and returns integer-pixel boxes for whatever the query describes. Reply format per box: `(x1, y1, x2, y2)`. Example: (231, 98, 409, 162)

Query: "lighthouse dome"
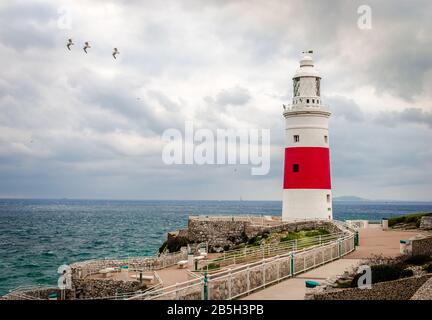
(293, 54, 320, 78)
(300, 55, 314, 67)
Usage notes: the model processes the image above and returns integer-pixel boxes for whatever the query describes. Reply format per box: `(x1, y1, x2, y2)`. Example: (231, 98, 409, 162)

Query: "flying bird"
(83, 42, 91, 53)
(112, 48, 119, 59)
(66, 39, 74, 50)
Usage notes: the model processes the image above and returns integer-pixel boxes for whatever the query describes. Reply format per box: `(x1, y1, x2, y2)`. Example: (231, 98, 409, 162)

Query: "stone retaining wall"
(187, 218, 344, 252)
(311, 274, 432, 300)
(72, 278, 146, 299)
(2, 287, 73, 300)
(411, 235, 432, 256)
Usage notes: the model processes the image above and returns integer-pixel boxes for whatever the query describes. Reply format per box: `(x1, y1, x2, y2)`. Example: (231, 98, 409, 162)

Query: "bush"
(159, 236, 189, 253)
(206, 263, 220, 271)
(370, 264, 404, 283)
(280, 233, 300, 242)
(388, 212, 432, 227)
(261, 231, 270, 239)
(403, 255, 432, 266)
(247, 235, 262, 246)
(423, 263, 432, 273)
(351, 264, 405, 287)
(400, 269, 414, 278)
(304, 228, 330, 237)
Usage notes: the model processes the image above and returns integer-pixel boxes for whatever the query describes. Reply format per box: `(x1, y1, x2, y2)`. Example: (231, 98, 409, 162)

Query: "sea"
(1, 198, 432, 295)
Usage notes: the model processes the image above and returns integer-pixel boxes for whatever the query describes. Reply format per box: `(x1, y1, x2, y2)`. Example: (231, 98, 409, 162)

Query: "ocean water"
(1, 199, 432, 295)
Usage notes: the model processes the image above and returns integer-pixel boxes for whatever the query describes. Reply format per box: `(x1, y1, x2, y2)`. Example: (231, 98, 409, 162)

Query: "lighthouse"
(282, 52, 332, 221)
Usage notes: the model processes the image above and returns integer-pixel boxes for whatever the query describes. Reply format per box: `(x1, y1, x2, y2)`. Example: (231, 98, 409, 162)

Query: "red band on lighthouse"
(283, 147, 331, 189)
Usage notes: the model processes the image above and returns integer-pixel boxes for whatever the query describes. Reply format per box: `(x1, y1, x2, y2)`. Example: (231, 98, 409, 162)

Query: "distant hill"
(333, 196, 369, 202)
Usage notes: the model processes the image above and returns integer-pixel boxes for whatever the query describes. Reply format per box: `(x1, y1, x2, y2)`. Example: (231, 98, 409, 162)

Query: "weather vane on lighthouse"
(281, 51, 332, 221)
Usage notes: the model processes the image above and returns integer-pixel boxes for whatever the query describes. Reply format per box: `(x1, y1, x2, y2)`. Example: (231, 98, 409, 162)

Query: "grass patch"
(204, 263, 220, 271)
(280, 228, 330, 242)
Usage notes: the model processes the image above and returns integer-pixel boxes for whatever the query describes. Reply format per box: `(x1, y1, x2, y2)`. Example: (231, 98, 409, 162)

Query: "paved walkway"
(344, 228, 420, 259)
(156, 265, 191, 287)
(242, 258, 361, 300)
(243, 227, 424, 300)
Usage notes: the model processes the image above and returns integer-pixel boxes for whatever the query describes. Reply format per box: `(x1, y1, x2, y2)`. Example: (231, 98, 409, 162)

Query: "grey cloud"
(214, 86, 251, 107)
(0, 1, 431, 201)
(375, 108, 432, 129)
(327, 95, 365, 122)
(0, 2, 57, 50)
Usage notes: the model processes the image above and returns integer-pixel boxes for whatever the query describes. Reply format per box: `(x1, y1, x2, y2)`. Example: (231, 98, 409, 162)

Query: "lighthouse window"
(292, 164, 299, 172)
(327, 194, 330, 203)
(293, 135, 300, 143)
(324, 135, 328, 143)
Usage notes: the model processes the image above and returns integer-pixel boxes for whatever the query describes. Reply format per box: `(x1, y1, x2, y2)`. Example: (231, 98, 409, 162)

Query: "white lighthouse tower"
(282, 52, 332, 221)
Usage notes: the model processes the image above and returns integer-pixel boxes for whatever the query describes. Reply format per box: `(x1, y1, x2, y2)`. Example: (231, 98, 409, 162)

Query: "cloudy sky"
(0, 0, 431, 201)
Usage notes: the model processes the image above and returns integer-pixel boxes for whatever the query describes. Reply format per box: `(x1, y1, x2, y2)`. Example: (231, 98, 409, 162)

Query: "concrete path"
(242, 227, 425, 300)
(242, 258, 361, 300)
(344, 228, 420, 259)
(156, 265, 191, 287)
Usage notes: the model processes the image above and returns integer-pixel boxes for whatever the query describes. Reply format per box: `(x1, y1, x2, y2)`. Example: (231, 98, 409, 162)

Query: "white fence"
(200, 232, 345, 271)
(128, 233, 355, 300)
(73, 250, 188, 279)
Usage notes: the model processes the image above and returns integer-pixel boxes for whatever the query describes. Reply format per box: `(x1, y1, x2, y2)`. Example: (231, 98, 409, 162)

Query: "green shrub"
(423, 263, 432, 273)
(351, 264, 405, 287)
(261, 231, 270, 239)
(160, 236, 189, 253)
(304, 228, 330, 237)
(206, 263, 220, 270)
(247, 235, 262, 246)
(370, 264, 404, 283)
(336, 280, 352, 288)
(403, 255, 432, 266)
(400, 269, 414, 278)
(388, 212, 432, 227)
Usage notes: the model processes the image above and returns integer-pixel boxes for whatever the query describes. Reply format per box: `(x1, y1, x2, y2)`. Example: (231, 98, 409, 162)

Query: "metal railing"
(75, 250, 187, 279)
(199, 232, 345, 272)
(127, 232, 355, 300)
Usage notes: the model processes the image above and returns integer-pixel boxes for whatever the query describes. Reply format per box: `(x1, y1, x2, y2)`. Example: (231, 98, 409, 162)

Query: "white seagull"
(66, 39, 74, 51)
(83, 41, 91, 53)
(112, 48, 119, 59)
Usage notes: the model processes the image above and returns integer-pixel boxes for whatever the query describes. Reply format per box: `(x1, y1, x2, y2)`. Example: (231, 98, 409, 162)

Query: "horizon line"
(0, 197, 431, 203)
